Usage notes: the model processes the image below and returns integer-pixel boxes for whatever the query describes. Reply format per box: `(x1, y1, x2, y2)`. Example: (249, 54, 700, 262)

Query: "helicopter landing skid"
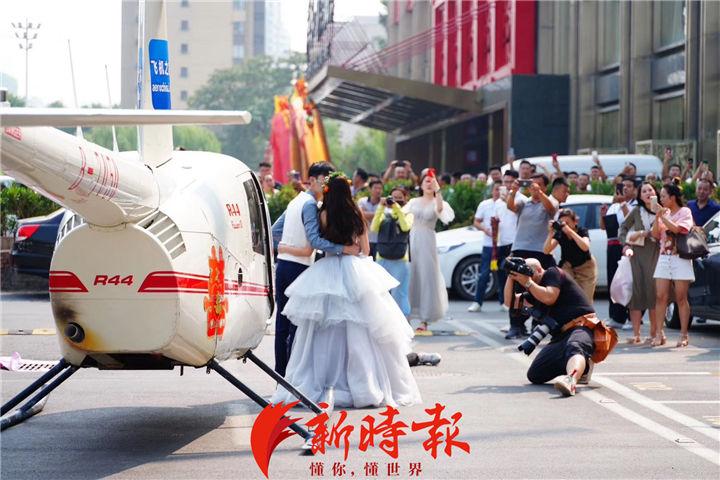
(1, 358, 79, 431)
(242, 351, 325, 415)
(208, 359, 316, 453)
(1, 356, 319, 454)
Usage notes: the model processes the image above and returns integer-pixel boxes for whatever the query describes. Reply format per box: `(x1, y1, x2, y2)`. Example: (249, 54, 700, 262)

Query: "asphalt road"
(1, 292, 719, 479)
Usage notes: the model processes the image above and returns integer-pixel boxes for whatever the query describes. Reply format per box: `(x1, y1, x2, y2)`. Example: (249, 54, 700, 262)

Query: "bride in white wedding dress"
(271, 173, 421, 409)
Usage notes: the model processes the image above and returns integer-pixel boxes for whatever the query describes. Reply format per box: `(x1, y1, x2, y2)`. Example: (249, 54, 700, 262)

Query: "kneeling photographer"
(504, 257, 616, 397)
(543, 209, 598, 302)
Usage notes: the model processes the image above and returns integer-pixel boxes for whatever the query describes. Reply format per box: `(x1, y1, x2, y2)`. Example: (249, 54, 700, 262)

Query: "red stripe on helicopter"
(49, 271, 89, 293)
(138, 271, 269, 296)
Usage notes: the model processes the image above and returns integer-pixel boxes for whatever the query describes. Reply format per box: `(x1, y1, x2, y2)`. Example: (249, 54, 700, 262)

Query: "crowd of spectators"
(261, 149, 718, 349)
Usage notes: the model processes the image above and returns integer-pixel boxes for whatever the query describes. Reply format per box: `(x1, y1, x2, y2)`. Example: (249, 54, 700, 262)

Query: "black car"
(11, 209, 68, 278)
(665, 211, 720, 329)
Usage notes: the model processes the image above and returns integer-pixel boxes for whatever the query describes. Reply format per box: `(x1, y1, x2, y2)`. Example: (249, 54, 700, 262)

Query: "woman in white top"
(406, 169, 455, 331)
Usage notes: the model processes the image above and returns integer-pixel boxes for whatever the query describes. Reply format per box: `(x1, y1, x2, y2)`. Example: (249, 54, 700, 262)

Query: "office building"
(121, 0, 289, 109)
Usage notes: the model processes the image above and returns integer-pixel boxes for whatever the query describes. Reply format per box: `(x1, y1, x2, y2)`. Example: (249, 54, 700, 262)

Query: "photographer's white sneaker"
(554, 375, 577, 397)
(467, 302, 482, 312)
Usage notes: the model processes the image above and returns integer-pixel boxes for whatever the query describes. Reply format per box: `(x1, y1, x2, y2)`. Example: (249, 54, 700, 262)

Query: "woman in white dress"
(406, 169, 455, 331)
(271, 173, 421, 409)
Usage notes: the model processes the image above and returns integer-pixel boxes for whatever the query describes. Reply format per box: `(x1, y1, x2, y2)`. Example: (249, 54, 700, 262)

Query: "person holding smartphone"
(652, 180, 695, 348)
(681, 157, 694, 181)
(358, 179, 384, 258)
(504, 173, 558, 339)
(691, 160, 717, 185)
(382, 160, 419, 186)
(619, 182, 661, 344)
(406, 169, 455, 332)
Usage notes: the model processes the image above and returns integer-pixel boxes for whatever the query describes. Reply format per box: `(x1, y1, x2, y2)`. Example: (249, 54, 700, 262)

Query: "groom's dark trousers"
(274, 259, 309, 376)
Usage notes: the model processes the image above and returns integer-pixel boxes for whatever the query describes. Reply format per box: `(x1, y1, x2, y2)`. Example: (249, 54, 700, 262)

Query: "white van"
(506, 154, 663, 179)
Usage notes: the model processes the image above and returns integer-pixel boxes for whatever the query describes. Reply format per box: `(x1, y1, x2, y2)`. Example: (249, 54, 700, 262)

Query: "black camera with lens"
(385, 196, 395, 206)
(503, 257, 535, 277)
(552, 220, 566, 240)
(516, 298, 560, 355)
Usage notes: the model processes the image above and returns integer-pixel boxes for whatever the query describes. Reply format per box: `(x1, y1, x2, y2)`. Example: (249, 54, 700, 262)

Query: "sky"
(0, 0, 383, 107)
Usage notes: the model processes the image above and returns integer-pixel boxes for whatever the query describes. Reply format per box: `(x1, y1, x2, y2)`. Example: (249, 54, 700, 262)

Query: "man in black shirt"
(505, 258, 596, 396)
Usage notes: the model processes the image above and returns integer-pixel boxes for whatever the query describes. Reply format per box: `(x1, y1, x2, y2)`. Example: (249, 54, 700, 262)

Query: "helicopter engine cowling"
(48, 151, 274, 369)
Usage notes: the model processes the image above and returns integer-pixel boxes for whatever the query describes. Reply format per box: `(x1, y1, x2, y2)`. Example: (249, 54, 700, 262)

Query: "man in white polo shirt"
(468, 181, 517, 312)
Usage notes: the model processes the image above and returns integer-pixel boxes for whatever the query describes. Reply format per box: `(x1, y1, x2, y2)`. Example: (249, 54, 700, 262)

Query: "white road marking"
(449, 319, 720, 466)
(631, 382, 673, 391)
(597, 372, 713, 376)
(592, 377, 720, 443)
(660, 401, 720, 404)
(580, 389, 720, 466)
(703, 416, 720, 427)
(448, 321, 505, 348)
(465, 319, 720, 442)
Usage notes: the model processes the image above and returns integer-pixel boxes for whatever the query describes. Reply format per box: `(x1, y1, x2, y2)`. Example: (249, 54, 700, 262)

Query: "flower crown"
(323, 171, 352, 193)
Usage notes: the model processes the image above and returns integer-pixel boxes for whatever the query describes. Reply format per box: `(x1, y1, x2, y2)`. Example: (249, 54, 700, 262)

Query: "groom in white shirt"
(270, 162, 360, 376)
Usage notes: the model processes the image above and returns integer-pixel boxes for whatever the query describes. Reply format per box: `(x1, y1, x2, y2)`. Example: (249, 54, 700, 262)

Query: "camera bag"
(560, 313, 618, 363)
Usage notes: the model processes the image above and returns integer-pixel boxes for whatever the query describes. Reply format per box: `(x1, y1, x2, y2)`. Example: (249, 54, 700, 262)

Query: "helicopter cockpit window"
(243, 179, 267, 256)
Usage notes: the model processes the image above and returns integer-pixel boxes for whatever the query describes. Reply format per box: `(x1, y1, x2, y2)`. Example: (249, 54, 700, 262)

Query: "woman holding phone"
(619, 182, 661, 344)
(406, 168, 455, 332)
(651, 180, 695, 347)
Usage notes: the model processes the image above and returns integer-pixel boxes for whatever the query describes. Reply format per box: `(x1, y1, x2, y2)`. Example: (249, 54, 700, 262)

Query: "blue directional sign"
(148, 39, 171, 109)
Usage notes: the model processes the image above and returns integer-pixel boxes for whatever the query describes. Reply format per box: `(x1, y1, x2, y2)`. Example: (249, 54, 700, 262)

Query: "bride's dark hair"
(319, 174, 366, 246)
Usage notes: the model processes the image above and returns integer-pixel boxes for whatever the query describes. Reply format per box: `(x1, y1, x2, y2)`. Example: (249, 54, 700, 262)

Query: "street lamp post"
(11, 19, 42, 102)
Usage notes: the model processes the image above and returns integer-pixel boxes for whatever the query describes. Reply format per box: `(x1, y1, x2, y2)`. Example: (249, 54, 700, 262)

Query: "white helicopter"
(0, 0, 322, 439)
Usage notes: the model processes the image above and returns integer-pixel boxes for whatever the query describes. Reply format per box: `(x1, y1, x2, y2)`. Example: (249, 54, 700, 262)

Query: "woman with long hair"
(272, 173, 421, 408)
(619, 182, 660, 344)
(406, 169, 455, 331)
(651, 180, 695, 347)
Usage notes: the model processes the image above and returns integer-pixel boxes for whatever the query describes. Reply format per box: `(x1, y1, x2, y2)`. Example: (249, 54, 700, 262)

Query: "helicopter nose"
(64, 323, 85, 343)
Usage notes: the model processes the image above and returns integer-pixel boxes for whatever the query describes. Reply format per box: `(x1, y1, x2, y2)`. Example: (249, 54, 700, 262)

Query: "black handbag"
(675, 227, 709, 260)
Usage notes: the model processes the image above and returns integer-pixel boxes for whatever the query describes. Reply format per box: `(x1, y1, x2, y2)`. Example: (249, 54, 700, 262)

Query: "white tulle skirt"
(271, 255, 422, 408)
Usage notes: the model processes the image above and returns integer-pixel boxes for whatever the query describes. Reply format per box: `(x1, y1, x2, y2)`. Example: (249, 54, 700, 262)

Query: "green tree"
(342, 128, 387, 174)
(83, 125, 220, 153)
(324, 119, 344, 167)
(189, 53, 306, 168)
(1, 184, 60, 234)
(7, 92, 25, 106)
(323, 119, 387, 175)
(83, 126, 137, 151)
(173, 125, 221, 152)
